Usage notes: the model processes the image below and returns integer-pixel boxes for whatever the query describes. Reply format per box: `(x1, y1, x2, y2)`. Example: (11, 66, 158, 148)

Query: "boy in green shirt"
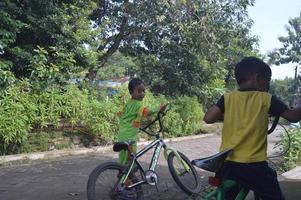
(117, 78, 166, 165)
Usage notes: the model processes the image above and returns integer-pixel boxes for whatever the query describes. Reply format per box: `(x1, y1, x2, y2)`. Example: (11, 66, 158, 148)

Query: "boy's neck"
(238, 81, 259, 91)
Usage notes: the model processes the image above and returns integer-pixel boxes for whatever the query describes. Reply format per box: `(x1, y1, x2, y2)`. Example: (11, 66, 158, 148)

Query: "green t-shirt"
(117, 99, 158, 142)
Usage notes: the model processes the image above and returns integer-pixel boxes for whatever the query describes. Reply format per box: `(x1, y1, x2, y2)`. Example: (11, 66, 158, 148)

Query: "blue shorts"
(220, 161, 285, 200)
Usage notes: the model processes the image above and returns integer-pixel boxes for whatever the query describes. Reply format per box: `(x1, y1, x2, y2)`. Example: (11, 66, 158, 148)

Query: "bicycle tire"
(167, 151, 201, 195)
(87, 162, 143, 200)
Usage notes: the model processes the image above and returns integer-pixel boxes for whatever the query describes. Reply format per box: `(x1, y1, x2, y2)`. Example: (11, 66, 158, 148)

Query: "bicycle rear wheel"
(167, 151, 201, 195)
(87, 162, 143, 200)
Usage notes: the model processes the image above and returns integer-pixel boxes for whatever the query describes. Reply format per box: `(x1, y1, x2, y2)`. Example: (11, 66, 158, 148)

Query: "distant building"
(98, 76, 130, 88)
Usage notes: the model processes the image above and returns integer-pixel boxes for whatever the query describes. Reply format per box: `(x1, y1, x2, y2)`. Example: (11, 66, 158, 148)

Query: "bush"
(84, 98, 119, 142)
(281, 127, 301, 171)
(0, 82, 206, 154)
(0, 81, 36, 154)
(33, 87, 65, 128)
(20, 132, 51, 153)
(175, 96, 204, 135)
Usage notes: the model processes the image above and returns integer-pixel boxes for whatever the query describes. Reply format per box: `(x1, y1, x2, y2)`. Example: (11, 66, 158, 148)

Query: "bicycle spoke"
(173, 158, 197, 188)
(94, 168, 120, 199)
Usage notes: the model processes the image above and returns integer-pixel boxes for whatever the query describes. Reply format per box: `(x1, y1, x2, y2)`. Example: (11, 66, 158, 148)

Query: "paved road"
(0, 129, 300, 200)
(0, 134, 219, 200)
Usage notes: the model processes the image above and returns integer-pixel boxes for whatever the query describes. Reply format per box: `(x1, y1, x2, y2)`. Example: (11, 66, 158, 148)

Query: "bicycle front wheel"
(87, 162, 143, 200)
(167, 151, 201, 195)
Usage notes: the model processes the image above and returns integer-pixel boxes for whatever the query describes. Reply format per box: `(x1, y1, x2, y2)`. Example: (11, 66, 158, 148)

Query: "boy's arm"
(281, 108, 301, 123)
(204, 95, 224, 124)
(271, 96, 301, 123)
(203, 105, 223, 124)
(143, 104, 166, 117)
(281, 97, 301, 122)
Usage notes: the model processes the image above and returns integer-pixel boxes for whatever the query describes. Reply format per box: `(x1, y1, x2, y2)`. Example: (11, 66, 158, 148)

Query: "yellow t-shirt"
(220, 91, 272, 163)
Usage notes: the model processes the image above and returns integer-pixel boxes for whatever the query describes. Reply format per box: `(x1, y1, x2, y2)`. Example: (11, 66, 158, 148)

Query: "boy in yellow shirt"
(204, 57, 301, 199)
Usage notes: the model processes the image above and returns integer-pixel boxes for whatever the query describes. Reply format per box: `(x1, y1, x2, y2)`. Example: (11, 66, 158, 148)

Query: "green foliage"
(281, 127, 301, 170)
(97, 51, 138, 80)
(164, 96, 204, 137)
(268, 12, 301, 65)
(163, 111, 184, 137)
(0, 82, 207, 154)
(1, 0, 260, 104)
(89, 0, 259, 98)
(84, 98, 119, 142)
(0, 3, 22, 89)
(118, 0, 257, 104)
(33, 87, 65, 128)
(200, 78, 226, 108)
(0, 0, 262, 154)
(60, 85, 90, 125)
(0, 80, 36, 154)
(29, 46, 76, 91)
(20, 132, 50, 153)
(0, 0, 100, 86)
(0, 6, 24, 51)
(270, 78, 297, 106)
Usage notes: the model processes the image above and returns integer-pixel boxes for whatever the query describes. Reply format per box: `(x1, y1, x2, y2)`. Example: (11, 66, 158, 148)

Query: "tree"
(270, 78, 296, 105)
(0, 0, 101, 90)
(268, 12, 301, 66)
(115, 0, 258, 101)
(1, 0, 259, 99)
(268, 12, 301, 96)
(97, 51, 138, 80)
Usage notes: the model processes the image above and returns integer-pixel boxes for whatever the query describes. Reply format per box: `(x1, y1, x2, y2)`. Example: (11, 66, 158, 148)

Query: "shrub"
(281, 127, 301, 171)
(33, 87, 65, 128)
(84, 98, 119, 143)
(0, 82, 206, 154)
(20, 132, 50, 153)
(61, 85, 90, 125)
(173, 96, 204, 135)
(0, 80, 36, 154)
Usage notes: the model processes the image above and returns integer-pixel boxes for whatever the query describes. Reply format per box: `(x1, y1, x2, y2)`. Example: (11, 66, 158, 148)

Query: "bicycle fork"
(164, 147, 191, 175)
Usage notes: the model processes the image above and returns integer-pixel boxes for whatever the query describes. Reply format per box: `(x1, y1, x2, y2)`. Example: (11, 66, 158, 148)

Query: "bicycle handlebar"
(140, 108, 280, 136)
(139, 110, 166, 137)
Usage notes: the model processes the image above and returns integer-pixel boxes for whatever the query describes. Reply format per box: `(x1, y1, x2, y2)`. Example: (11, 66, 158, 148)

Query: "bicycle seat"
(191, 149, 233, 173)
(113, 141, 135, 152)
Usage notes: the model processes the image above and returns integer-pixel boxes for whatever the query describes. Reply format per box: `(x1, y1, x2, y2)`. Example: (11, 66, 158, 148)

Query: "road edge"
(0, 133, 215, 165)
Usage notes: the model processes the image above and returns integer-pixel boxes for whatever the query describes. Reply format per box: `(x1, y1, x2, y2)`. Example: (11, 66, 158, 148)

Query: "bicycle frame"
(115, 110, 193, 195)
(119, 136, 191, 189)
(195, 180, 248, 200)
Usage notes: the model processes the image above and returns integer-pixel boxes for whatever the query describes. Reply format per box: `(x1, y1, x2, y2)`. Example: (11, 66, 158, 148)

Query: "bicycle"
(87, 109, 201, 200)
(190, 116, 281, 200)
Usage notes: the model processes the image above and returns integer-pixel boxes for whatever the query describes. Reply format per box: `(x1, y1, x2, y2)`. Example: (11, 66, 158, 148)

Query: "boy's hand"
(159, 104, 167, 113)
(293, 97, 301, 109)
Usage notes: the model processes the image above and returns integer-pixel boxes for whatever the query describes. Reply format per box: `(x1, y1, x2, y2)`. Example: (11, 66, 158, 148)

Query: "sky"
(248, 0, 301, 79)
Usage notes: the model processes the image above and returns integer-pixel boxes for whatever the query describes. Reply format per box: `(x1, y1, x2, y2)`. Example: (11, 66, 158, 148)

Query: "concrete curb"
(0, 133, 214, 164)
(282, 166, 301, 180)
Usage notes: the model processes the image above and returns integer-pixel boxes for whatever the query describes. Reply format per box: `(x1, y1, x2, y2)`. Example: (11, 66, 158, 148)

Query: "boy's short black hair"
(235, 57, 272, 85)
(128, 78, 143, 94)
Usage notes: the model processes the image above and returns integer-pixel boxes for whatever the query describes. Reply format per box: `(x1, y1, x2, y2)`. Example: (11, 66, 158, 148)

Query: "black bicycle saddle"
(113, 141, 135, 152)
(191, 149, 233, 173)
